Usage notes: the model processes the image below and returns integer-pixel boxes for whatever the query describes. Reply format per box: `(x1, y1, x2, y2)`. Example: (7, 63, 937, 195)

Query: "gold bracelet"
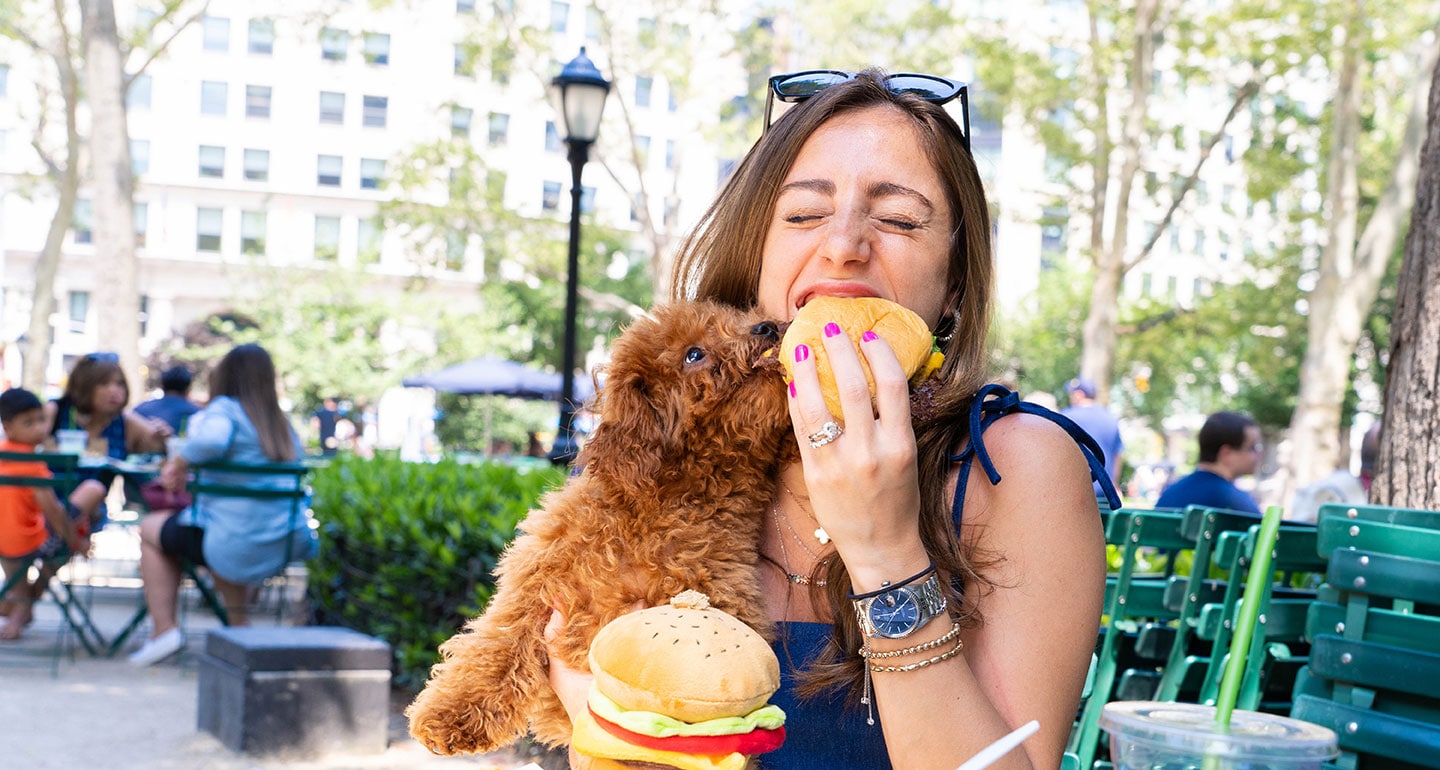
(868, 637, 965, 673)
(858, 621, 961, 660)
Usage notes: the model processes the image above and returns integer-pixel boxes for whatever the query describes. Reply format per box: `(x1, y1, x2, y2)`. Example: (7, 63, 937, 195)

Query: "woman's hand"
(544, 608, 594, 722)
(785, 324, 929, 587)
(159, 457, 189, 492)
(126, 411, 172, 454)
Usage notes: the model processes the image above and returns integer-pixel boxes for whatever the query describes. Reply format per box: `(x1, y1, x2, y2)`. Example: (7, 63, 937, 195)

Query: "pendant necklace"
(781, 480, 830, 545)
(771, 501, 825, 587)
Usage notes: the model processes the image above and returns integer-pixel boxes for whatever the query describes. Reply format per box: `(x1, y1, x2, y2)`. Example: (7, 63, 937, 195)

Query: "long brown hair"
(670, 69, 997, 698)
(209, 344, 295, 462)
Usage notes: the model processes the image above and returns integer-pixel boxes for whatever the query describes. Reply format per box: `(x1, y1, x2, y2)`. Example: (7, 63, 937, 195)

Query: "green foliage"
(989, 261, 1089, 400)
(307, 453, 566, 688)
(433, 392, 558, 454)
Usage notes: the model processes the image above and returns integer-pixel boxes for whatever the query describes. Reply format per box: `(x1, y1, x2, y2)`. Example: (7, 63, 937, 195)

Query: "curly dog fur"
(406, 301, 794, 756)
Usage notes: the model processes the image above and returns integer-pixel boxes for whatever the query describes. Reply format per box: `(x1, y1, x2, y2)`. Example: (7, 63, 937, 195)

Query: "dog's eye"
(683, 347, 706, 365)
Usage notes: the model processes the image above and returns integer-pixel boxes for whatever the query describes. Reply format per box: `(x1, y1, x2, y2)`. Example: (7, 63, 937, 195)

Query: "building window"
(317, 154, 342, 187)
(131, 139, 150, 175)
(320, 27, 348, 61)
(362, 95, 387, 127)
(248, 18, 274, 54)
(635, 135, 651, 165)
(545, 121, 562, 152)
(241, 210, 267, 255)
(586, 7, 601, 39)
(550, 1, 568, 32)
(580, 185, 596, 214)
(0, 64, 8, 98)
(457, 0, 476, 12)
(134, 202, 148, 247)
(245, 84, 271, 118)
(139, 294, 149, 337)
(202, 15, 230, 52)
(69, 291, 89, 331)
(491, 48, 512, 85)
(128, 73, 152, 109)
(196, 207, 223, 252)
(314, 215, 341, 260)
(668, 88, 679, 112)
(665, 139, 676, 171)
(319, 91, 345, 124)
(451, 107, 472, 138)
(542, 181, 561, 212)
(357, 218, 381, 264)
(485, 170, 506, 200)
(716, 158, 737, 186)
(198, 145, 225, 178)
(635, 76, 653, 108)
(243, 148, 269, 181)
(73, 199, 93, 244)
(200, 81, 227, 115)
(454, 45, 473, 76)
(359, 158, 384, 190)
(362, 33, 390, 65)
(487, 112, 509, 145)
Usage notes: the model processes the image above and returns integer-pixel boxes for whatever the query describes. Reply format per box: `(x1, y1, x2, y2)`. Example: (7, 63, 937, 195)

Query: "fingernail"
(824, 322, 842, 338)
(861, 330, 878, 342)
(788, 381, 796, 398)
(794, 344, 810, 362)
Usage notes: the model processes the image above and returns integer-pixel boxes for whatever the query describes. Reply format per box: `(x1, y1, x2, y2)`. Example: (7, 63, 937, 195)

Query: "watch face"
(868, 589, 920, 638)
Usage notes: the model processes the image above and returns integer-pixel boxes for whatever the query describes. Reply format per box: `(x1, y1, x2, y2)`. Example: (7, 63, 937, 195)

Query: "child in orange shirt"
(1, 388, 92, 640)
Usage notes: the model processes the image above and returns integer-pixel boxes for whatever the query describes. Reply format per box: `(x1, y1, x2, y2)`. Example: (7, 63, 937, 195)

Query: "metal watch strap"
(854, 573, 947, 639)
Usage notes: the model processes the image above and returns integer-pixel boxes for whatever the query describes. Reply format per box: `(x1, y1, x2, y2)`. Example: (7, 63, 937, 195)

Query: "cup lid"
(1100, 702, 1338, 760)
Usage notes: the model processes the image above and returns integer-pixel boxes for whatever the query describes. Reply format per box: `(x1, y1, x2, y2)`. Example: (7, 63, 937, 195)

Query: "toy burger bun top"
(780, 296, 944, 423)
(572, 591, 786, 770)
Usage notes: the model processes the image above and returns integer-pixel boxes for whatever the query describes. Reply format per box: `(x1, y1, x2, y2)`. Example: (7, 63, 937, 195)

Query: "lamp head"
(552, 47, 611, 144)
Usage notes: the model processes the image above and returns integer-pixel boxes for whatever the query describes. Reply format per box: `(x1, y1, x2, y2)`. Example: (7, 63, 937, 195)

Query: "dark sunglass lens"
(776, 71, 850, 99)
(886, 74, 959, 102)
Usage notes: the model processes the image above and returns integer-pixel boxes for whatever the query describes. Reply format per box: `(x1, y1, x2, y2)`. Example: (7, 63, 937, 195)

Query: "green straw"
(1214, 504, 1285, 728)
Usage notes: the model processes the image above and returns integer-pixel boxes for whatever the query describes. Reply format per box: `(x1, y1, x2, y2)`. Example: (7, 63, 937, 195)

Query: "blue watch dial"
(868, 589, 920, 637)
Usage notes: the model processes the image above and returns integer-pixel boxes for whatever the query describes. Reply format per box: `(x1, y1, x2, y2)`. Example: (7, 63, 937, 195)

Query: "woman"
(45, 353, 170, 527)
(127, 344, 317, 667)
(550, 71, 1117, 769)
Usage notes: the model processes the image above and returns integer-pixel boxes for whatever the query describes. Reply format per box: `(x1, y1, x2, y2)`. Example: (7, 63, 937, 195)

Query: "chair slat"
(1291, 695, 1440, 769)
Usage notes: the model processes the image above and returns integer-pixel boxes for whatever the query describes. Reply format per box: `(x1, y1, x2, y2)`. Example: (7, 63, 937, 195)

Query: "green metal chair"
(0, 450, 108, 668)
(1291, 519, 1440, 770)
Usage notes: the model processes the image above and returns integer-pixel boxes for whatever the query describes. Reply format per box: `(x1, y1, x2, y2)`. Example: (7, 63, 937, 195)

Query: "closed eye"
(881, 218, 920, 231)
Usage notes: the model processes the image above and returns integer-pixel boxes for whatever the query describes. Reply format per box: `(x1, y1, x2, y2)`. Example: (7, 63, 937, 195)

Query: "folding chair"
(106, 459, 313, 656)
(1291, 514, 1440, 769)
(0, 450, 108, 667)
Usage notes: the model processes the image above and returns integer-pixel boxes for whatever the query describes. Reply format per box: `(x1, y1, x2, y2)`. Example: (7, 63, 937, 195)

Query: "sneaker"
(127, 627, 184, 666)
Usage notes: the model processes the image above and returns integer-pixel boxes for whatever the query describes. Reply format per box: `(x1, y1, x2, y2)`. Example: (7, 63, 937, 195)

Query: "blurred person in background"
(1062, 376, 1124, 488)
(135, 365, 201, 435)
(1157, 411, 1262, 514)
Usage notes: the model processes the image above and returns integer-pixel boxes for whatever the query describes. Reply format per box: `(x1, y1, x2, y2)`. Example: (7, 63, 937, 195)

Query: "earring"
(934, 314, 957, 345)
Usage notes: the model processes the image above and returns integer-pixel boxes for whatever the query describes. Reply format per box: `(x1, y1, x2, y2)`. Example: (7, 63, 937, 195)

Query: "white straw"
(954, 719, 1041, 770)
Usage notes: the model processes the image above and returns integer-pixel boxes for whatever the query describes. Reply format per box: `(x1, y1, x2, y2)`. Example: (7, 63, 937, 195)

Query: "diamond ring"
(806, 420, 844, 448)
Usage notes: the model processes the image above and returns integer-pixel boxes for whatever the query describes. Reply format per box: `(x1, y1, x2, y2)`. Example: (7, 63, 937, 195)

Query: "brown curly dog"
(406, 300, 794, 756)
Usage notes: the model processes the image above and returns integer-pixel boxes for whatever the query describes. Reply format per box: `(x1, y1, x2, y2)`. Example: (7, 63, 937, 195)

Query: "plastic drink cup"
(1101, 702, 1337, 770)
(56, 429, 88, 455)
(166, 436, 189, 459)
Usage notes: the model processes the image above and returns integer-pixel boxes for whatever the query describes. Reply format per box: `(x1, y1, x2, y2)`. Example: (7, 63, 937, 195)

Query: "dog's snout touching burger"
(571, 590, 786, 770)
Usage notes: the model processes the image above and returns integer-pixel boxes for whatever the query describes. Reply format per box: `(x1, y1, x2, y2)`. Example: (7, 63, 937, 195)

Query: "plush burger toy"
(571, 590, 787, 770)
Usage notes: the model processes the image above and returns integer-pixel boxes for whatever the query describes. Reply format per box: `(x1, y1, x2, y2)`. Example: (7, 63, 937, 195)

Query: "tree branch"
(1115, 305, 1194, 335)
(125, 0, 210, 90)
(1122, 78, 1259, 274)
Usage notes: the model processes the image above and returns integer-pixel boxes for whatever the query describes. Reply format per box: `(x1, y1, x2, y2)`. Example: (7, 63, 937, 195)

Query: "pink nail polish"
(861, 330, 878, 342)
(788, 382, 796, 398)
(824, 322, 842, 338)
(794, 344, 810, 362)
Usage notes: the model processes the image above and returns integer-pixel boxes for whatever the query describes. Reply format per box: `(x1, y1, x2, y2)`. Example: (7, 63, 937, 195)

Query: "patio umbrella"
(402, 356, 595, 402)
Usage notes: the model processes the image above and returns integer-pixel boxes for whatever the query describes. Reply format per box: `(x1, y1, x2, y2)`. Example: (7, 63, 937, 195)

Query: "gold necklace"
(781, 480, 830, 545)
(771, 501, 826, 587)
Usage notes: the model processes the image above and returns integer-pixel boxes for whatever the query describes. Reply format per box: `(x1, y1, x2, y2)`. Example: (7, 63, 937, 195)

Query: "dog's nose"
(750, 321, 780, 342)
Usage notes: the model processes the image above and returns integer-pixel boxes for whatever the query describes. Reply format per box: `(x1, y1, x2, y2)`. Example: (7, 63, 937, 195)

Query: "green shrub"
(307, 452, 566, 688)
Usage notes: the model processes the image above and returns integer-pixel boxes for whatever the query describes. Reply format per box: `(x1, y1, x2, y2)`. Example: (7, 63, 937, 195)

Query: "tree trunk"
(81, 0, 141, 399)
(1373, 52, 1440, 510)
(21, 1, 83, 393)
(1282, 12, 1440, 508)
(1080, 0, 1156, 401)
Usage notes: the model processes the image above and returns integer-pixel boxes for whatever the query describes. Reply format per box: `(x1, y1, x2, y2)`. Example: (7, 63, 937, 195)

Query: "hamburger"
(571, 590, 786, 770)
(779, 296, 944, 423)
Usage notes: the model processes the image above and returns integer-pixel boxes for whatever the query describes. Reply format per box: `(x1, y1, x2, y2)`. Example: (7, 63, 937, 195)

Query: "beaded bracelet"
(845, 562, 936, 601)
(868, 637, 965, 673)
(858, 621, 961, 660)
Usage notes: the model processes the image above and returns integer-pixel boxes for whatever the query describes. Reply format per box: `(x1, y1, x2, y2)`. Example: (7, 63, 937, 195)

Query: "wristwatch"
(853, 573, 947, 639)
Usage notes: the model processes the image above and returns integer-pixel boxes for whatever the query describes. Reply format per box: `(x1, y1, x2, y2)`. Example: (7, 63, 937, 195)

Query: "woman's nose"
(817, 210, 871, 267)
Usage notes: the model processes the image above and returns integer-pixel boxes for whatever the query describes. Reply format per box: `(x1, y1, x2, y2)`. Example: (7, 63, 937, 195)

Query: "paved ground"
(0, 526, 558, 769)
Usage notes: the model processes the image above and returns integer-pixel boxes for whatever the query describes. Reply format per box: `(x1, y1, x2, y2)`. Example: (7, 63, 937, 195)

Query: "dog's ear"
(580, 369, 681, 483)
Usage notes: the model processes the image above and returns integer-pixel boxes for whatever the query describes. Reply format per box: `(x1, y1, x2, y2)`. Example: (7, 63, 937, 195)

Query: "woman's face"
(757, 105, 954, 327)
(91, 375, 128, 416)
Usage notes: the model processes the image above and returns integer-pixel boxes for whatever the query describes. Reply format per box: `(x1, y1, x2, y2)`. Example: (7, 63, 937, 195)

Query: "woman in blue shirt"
(546, 71, 1113, 769)
(127, 344, 317, 666)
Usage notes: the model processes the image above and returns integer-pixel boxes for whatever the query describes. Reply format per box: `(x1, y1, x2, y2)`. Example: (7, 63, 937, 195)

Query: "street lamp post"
(548, 48, 610, 465)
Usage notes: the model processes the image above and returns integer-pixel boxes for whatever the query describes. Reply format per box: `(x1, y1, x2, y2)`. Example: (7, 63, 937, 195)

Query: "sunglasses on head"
(84, 352, 120, 364)
(764, 70, 971, 151)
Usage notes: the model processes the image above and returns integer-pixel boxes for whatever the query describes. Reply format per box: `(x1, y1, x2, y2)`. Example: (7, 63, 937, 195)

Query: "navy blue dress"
(762, 384, 1121, 770)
